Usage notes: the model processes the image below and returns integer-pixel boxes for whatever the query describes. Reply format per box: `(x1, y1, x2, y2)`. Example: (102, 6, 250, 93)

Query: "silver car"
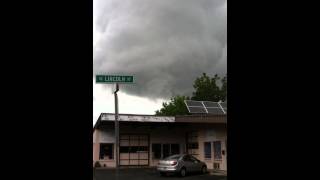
(157, 154, 207, 177)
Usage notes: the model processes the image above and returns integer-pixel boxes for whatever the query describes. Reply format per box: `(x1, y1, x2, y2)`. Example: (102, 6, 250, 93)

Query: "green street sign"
(96, 75, 134, 83)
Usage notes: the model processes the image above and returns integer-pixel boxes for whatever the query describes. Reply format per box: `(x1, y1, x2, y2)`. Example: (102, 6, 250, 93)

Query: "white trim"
(201, 101, 208, 113)
(218, 102, 226, 114)
(101, 114, 175, 122)
(184, 100, 191, 112)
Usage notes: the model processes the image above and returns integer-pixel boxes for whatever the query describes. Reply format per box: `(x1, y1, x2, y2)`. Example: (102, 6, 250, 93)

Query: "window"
(187, 131, 198, 142)
(163, 144, 170, 158)
(120, 146, 148, 153)
(119, 146, 129, 153)
(138, 146, 148, 152)
(129, 146, 140, 153)
(187, 143, 199, 149)
(99, 143, 113, 160)
(152, 143, 180, 159)
(187, 143, 199, 155)
(152, 144, 161, 159)
(213, 141, 222, 160)
(204, 142, 212, 159)
(187, 131, 199, 155)
(171, 144, 180, 155)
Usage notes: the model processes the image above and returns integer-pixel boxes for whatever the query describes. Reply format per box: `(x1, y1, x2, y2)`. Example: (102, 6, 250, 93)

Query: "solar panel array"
(184, 100, 227, 114)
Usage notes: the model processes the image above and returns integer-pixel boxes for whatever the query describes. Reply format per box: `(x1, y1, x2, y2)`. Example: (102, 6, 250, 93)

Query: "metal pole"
(114, 83, 119, 170)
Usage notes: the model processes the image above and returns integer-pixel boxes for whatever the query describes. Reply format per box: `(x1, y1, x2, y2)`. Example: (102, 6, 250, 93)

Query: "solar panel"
(206, 108, 225, 114)
(188, 106, 207, 113)
(203, 101, 220, 108)
(185, 100, 203, 107)
(184, 100, 227, 115)
(219, 102, 227, 109)
(184, 100, 207, 113)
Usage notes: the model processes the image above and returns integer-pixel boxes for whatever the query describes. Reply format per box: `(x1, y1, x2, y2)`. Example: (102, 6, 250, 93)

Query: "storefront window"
(152, 143, 180, 159)
(163, 144, 170, 158)
(204, 142, 211, 159)
(213, 141, 222, 160)
(171, 144, 180, 155)
(99, 143, 113, 160)
(152, 144, 161, 159)
(187, 143, 199, 149)
(187, 131, 199, 156)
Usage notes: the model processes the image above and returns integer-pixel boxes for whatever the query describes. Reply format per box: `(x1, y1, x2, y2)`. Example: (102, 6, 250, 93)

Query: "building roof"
(101, 113, 175, 122)
(94, 113, 226, 129)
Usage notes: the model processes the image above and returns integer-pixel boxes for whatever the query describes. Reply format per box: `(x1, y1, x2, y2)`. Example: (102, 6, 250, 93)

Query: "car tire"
(160, 172, 166, 176)
(201, 166, 207, 174)
(180, 168, 186, 177)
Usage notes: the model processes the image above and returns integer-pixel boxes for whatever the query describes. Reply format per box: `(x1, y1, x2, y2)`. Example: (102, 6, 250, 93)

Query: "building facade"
(93, 113, 227, 171)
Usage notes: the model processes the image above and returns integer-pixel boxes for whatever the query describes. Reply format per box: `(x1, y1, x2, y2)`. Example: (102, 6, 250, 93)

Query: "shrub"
(94, 161, 101, 168)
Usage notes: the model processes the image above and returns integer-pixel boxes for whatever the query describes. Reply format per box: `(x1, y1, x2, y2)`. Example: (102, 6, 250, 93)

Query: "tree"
(155, 73, 227, 116)
(220, 75, 227, 101)
(155, 95, 190, 116)
(191, 73, 226, 102)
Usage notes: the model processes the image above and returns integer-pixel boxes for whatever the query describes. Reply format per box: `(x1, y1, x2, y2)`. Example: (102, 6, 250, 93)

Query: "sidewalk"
(209, 170, 227, 176)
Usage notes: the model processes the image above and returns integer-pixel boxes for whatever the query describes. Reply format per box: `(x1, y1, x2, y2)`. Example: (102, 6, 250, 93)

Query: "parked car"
(157, 154, 207, 177)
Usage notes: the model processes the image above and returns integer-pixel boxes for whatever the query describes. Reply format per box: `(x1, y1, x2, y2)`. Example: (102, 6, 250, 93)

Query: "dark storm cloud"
(93, 0, 227, 99)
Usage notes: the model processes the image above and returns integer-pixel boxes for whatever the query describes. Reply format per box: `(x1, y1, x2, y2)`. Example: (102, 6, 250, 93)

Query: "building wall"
(93, 129, 116, 167)
(93, 123, 227, 170)
(93, 130, 99, 162)
(197, 126, 227, 170)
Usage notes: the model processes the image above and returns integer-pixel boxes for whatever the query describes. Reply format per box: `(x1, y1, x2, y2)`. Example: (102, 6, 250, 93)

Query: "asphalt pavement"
(93, 168, 227, 180)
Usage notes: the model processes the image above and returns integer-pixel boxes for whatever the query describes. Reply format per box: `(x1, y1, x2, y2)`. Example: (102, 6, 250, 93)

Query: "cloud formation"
(93, 0, 227, 99)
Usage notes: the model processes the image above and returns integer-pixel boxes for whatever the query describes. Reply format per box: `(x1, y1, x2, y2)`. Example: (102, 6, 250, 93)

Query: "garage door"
(119, 134, 149, 166)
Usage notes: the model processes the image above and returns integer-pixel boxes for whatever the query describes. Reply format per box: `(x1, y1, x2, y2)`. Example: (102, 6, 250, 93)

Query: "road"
(93, 168, 227, 180)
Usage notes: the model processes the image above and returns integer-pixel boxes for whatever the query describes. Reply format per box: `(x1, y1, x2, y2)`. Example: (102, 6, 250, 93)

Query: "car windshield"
(164, 154, 182, 160)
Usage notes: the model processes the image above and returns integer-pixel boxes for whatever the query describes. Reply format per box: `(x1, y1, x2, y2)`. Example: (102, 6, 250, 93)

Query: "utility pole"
(114, 83, 119, 169)
(95, 75, 134, 173)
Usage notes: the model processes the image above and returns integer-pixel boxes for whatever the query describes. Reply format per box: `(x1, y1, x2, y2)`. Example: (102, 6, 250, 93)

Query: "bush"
(94, 161, 101, 168)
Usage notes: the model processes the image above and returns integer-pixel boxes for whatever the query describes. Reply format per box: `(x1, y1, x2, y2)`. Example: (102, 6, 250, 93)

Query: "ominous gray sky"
(93, 0, 227, 100)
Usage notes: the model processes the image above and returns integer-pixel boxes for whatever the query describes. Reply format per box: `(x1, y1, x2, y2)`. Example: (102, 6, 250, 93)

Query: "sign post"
(114, 83, 119, 169)
(96, 75, 134, 170)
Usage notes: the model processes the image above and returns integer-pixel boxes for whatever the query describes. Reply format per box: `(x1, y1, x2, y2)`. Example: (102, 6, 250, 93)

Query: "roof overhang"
(94, 113, 227, 130)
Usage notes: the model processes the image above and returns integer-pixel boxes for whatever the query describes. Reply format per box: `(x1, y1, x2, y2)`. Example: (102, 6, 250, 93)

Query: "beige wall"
(93, 129, 116, 167)
(198, 127, 227, 170)
(93, 130, 100, 162)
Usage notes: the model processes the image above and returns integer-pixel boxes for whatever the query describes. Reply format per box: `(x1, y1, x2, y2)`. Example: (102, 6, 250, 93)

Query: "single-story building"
(93, 113, 227, 170)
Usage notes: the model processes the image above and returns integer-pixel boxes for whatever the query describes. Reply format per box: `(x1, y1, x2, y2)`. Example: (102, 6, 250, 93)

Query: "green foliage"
(94, 161, 101, 167)
(220, 75, 227, 101)
(191, 73, 227, 102)
(155, 96, 190, 116)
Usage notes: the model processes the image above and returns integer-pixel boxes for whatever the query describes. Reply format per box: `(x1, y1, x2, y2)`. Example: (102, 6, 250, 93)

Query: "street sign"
(96, 75, 134, 83)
